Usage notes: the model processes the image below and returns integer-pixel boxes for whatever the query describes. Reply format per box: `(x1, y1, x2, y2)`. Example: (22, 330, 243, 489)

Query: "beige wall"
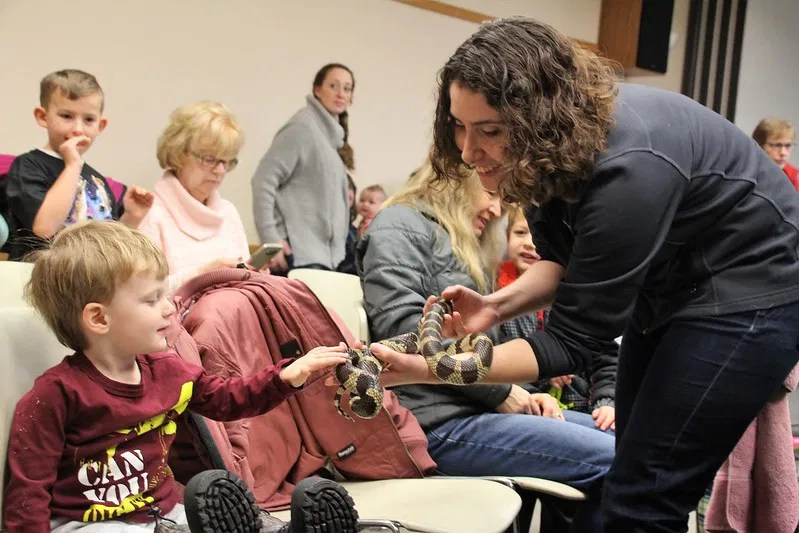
(0, 0, 687, 243)
(448, 0, 601, 41)
(735, 0, 799, 166)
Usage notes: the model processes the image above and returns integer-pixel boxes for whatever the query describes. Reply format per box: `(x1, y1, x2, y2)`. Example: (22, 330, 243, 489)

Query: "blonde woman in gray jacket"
(252, 63, 355, 273)
(357, 163, 615, 532)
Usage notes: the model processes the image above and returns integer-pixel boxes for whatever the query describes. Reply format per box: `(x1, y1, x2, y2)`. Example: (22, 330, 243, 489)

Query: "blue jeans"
(604, 300, 799, 532)
(427, 410, 615, 532)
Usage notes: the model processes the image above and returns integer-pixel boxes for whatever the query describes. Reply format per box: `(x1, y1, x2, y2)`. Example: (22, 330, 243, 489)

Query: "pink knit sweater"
(138, 172, 250, 294)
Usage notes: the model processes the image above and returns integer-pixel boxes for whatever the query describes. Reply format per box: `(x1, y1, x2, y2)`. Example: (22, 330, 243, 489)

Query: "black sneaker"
(289, 477, 359, 533)
(185, 471, 359, 533)
(184, 469, 264, 533)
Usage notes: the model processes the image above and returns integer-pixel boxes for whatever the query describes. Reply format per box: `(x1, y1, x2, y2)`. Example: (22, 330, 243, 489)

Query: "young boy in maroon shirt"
(4, 220, 360, 533)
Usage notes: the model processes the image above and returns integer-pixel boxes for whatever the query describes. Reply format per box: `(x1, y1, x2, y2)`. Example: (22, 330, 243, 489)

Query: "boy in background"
(5, 69, 153, 260)
(753, 118, 798, 191)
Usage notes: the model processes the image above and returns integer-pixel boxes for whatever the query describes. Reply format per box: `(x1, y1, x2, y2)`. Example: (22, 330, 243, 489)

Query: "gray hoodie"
(251, 95, 349, 269)
(357, 204, 513, 431)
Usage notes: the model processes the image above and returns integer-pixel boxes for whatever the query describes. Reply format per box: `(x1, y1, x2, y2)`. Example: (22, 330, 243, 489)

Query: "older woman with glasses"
(139, 101, 260, 294)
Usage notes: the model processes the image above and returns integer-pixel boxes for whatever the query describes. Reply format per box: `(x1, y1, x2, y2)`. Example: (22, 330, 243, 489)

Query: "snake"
(333, 298, 494, 421)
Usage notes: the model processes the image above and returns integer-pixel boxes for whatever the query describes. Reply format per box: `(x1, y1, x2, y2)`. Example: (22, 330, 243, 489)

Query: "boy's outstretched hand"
(279, 343, 351, 388)
(120, 185, 155, 227)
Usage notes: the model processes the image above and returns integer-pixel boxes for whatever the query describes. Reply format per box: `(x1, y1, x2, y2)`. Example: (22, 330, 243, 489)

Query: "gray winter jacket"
(251, 95, 349, 269)
(357, 204, 513, 431)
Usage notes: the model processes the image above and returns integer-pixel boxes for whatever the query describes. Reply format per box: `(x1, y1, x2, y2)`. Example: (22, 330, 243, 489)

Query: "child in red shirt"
(498, 206, 617, 431)
(355, 184, 387, 238)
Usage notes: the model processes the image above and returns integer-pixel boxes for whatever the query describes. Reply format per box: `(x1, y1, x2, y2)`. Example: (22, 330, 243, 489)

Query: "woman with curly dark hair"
(372, 16, 799, 532)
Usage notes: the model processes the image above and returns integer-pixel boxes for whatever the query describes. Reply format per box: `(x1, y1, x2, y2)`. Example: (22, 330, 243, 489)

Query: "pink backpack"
(0, 155, 16, 252)
(165, 270, 436, 510)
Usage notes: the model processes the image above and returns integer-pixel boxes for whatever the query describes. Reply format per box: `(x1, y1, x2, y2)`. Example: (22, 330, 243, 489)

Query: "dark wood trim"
(727, 0, 747, 121)
(698, 0, 717, 105)
(712, 0, 732, 113)
(388, 0, 600, 52)
(681, 0, 703, 97)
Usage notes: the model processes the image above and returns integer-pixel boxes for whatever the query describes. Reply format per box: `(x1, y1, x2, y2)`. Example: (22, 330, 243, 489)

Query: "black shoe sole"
(291, 477, 359, 533)
(184, 469, 263, 533)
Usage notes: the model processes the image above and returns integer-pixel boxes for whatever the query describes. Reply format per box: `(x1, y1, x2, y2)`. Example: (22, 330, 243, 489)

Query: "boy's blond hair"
(157, 101, 244, 173)
(752, 118, 795, 146)
(40, 69, 104, 112)
(25, 221, 168, 351)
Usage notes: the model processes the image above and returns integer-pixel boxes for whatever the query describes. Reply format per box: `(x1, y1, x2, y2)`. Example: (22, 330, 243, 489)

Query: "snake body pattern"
(334, 298, 494, 421)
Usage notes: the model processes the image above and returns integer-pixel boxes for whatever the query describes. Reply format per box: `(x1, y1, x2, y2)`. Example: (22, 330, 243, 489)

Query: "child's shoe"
(184, 470, 359, 533)
(289, 476, 359, 533)
(185, 470, 262, 532)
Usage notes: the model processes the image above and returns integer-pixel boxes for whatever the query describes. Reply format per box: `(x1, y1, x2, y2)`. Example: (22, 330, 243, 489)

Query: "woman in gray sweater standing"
(252, 63, 354, 273)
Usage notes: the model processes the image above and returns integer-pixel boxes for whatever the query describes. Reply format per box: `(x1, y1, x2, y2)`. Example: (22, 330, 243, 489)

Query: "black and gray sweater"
(527, 83, 799, 381)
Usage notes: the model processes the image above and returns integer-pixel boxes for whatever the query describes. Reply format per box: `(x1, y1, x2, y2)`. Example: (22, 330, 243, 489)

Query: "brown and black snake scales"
(334, 298, 493, 421)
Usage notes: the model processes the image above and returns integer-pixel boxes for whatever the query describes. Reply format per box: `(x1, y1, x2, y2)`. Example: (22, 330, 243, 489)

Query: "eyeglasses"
(191, 153, 239, 171)
(765, 142, 796, 150)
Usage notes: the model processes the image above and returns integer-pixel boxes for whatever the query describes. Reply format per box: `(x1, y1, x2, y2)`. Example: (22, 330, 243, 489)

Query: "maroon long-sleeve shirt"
(4, 351, 297, 532)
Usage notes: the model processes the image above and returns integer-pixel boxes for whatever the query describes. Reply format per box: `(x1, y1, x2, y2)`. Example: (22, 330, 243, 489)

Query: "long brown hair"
(431, 17, 618, 205)
(346, 173, 357, 223)
(313, 63, 356, 170)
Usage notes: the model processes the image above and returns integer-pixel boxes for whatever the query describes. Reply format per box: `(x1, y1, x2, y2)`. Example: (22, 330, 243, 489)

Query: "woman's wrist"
(484, 291, 507, 326)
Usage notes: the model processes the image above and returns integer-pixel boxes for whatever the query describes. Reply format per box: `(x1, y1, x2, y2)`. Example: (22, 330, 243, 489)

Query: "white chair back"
(0, 307, 70, 515)
(288, 268, 370, 343)
(0, 261, 34, 307)
(0, 259, 70, 515)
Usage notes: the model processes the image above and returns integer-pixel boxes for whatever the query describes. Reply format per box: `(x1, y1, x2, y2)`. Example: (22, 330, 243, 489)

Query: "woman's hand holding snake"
(432, 286, 500, 337)
(372, 343, 438, 387)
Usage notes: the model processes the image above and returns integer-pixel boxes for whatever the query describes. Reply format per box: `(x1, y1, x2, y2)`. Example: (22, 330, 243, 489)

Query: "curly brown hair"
(431, 17, 619, 205)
